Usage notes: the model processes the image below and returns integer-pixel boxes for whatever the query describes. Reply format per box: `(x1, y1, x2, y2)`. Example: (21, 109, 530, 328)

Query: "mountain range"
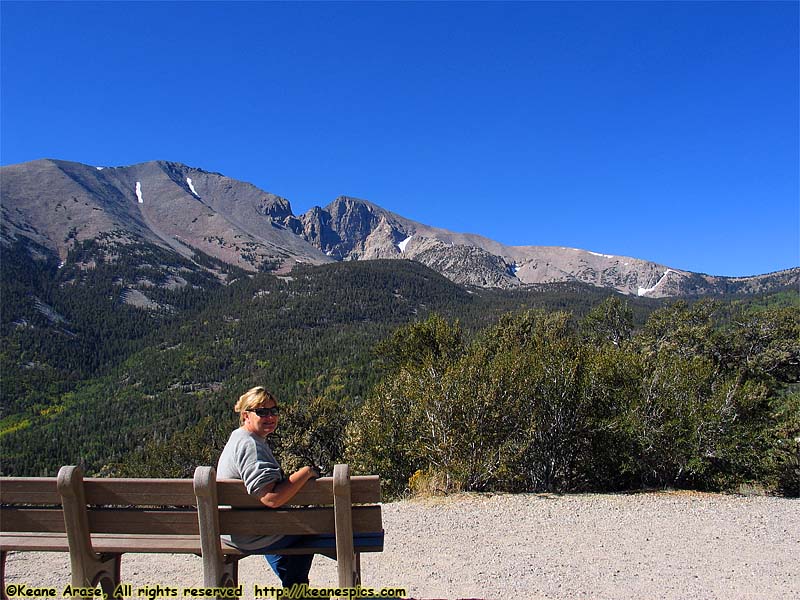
(2, 158, 796, 300)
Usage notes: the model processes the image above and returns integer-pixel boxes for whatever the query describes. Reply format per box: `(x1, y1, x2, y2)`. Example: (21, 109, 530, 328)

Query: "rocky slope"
(2, 159, 796, 298)
(292, 196, 798, 296)
(0, 159, 331, 273)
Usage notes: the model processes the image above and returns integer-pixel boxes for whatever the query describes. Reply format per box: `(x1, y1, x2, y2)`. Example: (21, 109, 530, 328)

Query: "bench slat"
(0, 533, 69, 552)
(0, 508, 65, 533)
(2, 502, 381, 538)
(84, 479, 197, 506)
(86, 509, 199, 535)
(1, 533, 200, 554)
(92, 534, 202, 553)
(0, 479, 60, 505)
(1, 476, 380, 508)
(217, 475, 381, 507)
(1, 533, 384, 555)
(219, 505, 382, 536)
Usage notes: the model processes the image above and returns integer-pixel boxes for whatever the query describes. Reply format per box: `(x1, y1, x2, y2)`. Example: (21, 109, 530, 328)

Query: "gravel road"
(4, 491, 798, 599)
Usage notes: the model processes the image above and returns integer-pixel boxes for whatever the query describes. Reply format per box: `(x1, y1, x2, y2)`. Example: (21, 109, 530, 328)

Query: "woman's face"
(242, 399, 279, 438)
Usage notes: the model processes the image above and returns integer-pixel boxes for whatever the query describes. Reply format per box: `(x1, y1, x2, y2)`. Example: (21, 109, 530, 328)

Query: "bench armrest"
(333, 464, 357, 587)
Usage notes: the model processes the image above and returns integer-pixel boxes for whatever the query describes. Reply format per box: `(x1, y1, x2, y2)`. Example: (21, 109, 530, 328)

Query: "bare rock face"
(359, 217, 406, 260)
(510, 249, 676, 295)
(298, 196, 408, 260)
(2, 158, 796, 298)
(256, 195, 293, 220)
(409, 238, 520, 288)
(298, 206, 340, 256)
(326, 196, 381, 255)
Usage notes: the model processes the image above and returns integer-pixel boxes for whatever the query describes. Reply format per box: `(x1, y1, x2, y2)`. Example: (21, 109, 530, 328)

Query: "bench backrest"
(1, 476, 65, 540)
(1, 468, 382, 537)
(213, 475, 382, 537)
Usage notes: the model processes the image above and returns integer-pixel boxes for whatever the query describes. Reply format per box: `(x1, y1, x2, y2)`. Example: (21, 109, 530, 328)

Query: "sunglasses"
(248, 407, 280, 417)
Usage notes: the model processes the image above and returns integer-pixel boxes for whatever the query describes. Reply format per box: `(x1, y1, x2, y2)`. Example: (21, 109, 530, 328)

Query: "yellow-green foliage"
(39, 404, 65, 417)
(0, 416, 31, 436)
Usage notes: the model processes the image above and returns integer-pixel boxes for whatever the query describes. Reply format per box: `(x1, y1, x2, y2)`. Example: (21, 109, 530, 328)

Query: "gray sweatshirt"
(216, 427, 284, 550)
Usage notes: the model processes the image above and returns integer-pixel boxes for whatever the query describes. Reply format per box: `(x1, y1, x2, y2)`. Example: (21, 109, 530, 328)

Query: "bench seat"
(2, 531, 385, 555)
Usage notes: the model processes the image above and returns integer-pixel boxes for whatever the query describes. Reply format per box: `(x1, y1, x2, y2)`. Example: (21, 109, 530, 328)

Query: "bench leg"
(72, 553, 121, 600)
(206, 555, 239, 590)
(354, 552, 361, 586)
(95, 554, 122, 600)
(220, 556, 239, 588)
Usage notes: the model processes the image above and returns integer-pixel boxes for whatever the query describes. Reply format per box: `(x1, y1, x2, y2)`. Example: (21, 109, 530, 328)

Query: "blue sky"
(1, 1, 797, 277)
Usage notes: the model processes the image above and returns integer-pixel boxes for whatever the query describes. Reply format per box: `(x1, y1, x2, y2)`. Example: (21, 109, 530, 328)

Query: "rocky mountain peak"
(327, 197, 382, 251)
(298, 196, 401, 259)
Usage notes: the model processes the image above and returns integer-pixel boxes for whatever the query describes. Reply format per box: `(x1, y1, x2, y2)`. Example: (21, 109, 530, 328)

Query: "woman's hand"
(258, 465, 319, 508)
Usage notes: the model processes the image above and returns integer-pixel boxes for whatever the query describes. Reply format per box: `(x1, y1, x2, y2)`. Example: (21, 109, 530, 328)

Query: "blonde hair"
(235, 386, 278, 425)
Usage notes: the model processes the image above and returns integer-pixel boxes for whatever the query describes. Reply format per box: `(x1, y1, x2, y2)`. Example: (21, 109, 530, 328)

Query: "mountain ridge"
(1, 158, 797, 298)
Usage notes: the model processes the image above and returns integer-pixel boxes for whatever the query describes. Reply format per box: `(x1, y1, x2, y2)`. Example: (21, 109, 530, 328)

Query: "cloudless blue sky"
(1, 1, 797, 276)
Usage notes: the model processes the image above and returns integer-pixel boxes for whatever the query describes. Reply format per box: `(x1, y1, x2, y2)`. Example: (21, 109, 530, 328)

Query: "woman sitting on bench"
(217, 386, 320, 590)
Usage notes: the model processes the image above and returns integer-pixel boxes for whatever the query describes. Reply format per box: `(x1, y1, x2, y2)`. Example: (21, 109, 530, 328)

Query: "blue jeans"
(261, 534, 320, 588)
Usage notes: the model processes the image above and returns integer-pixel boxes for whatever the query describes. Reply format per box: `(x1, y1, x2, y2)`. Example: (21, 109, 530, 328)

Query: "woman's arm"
(257, 466, 319, 508)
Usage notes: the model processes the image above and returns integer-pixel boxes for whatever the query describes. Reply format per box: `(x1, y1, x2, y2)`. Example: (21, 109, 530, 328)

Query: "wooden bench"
(1, 464, 383, 599)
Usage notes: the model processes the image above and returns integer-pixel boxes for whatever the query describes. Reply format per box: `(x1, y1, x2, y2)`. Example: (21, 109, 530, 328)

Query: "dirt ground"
(4, 491, 798, 599)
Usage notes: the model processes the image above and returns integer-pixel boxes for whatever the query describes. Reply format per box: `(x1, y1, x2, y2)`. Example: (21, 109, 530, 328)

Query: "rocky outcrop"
(298, 196, 409, 260)
(256, 195, 293, 221)
(410, 238, 519, 288)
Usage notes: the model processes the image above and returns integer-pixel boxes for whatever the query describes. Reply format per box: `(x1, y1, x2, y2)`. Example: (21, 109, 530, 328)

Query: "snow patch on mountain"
(186, 177, 200, 197)
(398, 235, 413, 253)
(589, 251, 614, 259)
(638, 269, 676, 296)
(135, 182, 143, 204)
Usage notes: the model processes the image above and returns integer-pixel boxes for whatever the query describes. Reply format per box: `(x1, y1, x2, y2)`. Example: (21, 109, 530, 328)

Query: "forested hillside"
(1, 242, 797, 497)
(1, 236, 230, 414)
(1, 243, 644, 476)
